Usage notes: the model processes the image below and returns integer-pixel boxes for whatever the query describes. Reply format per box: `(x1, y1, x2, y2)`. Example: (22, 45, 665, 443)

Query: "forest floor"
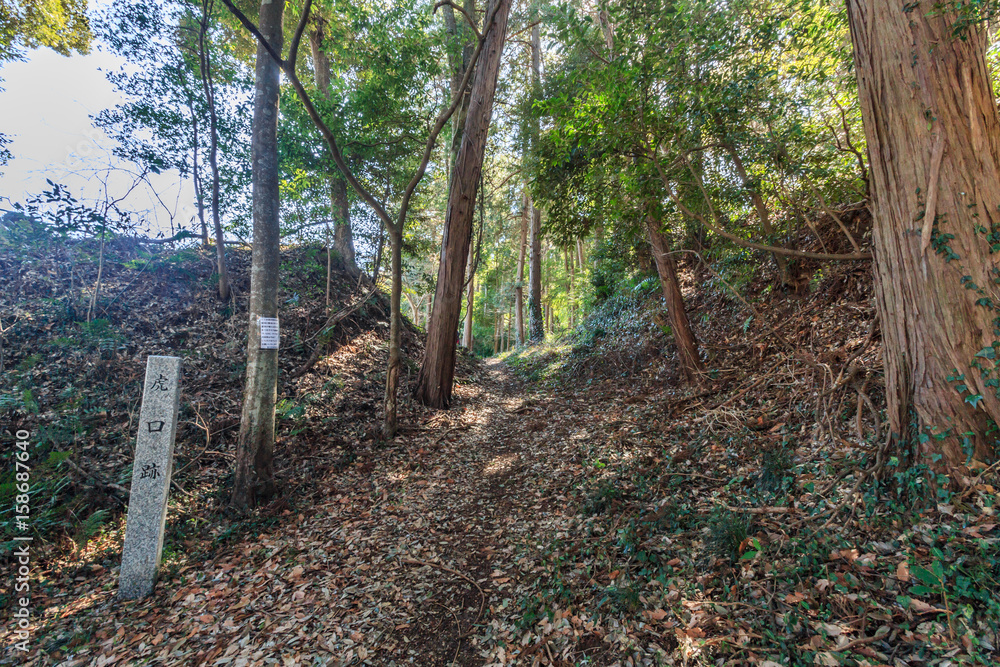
(2, 226, 999, 666)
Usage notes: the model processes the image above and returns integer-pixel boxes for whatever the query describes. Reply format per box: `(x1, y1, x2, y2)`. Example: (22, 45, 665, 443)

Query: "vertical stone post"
(118, 356, 182, 600)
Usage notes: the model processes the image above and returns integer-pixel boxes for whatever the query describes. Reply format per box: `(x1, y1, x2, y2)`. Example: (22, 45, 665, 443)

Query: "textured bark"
(309, 23, 359, 277)
(232, 0, 284, 511)
(442, 0, 476, 188)
(647, 218, 703, 382)
(846, 2, 1000, 476)
(414, 0, 513, 408)
(515, 193, 527, 345)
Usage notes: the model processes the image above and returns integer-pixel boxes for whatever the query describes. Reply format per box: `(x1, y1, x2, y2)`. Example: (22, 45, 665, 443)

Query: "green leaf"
(912, 565, 940, 588)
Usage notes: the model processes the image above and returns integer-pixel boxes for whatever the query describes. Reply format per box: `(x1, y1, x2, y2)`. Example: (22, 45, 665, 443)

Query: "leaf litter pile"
(1, 234, 999, 666)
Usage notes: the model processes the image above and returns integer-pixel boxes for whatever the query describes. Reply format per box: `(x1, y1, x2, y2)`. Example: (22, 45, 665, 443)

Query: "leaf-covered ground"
(1, 232, 999, 666)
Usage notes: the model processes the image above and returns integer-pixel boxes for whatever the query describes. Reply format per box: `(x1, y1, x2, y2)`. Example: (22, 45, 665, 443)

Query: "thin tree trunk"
(414, 0, 513, 408)
(515, 192, 527, 345)
(232, 0, 284, 511)
(309, 22, 359, 277)
(526, 23, 544, 343)
(568, 245, 576, 328)
(383, 230, 402, 438)
(199, 0, 230, 301)
(505, 305, 512, 352)
(325, 223, 333, 307)
(463, 240, 474, 348)
(499, 313, 504, 353)
(191, 110, 209, 247)
(847, 2, 1000, 478)
(87, 226, 106, 323)
(647, 217, 703, 382)
(331, 176, 357, 275)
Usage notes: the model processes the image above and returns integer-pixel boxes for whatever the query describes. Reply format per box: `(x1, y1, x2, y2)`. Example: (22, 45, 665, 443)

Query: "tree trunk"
(325, 224, 333, 307)
(232, 0, 284, 511)
(568, 245, 575, 328)
(505, 305, 512, 352)
(526, 23, 544, 343)
(331, 177, 357, 275)
(309, 23, 359, 278)
(383, 230, 403, 438)
(191, 110, 208, 247)
(198, 0, 230, 301)
(647, 217, 703, 382)
(846, 3, 1000, 478)
(515, 193, 527, 345)
(414, 0, 513, 408)
(493, 313, 501, 355)
(445, 0, 476, 181)
(463, 241, 474, 347)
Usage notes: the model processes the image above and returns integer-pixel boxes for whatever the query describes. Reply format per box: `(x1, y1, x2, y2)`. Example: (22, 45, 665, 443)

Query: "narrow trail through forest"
(17, 358, 626, 666)
(289, 357, 603, 665)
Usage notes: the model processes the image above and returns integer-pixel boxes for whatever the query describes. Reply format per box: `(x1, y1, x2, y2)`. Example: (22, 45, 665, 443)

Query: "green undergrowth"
(511, 429, 1000, 665)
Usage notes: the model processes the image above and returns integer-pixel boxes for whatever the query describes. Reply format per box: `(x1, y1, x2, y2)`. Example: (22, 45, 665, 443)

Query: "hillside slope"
(0, 237, 462, 552)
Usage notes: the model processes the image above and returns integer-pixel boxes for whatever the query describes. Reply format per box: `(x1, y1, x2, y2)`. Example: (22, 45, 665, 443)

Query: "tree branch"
(287, 0, 313, 68)
(219, 0, 503, 238)
(433, 0, 481, 40)
(217, 0, 285, 67)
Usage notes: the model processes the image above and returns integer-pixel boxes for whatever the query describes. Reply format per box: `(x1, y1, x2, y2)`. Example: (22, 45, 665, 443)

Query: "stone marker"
(119, 356, 182, 600)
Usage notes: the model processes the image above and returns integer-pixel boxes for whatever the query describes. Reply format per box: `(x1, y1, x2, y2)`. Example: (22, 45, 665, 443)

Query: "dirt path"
(14, 359, 612, 666)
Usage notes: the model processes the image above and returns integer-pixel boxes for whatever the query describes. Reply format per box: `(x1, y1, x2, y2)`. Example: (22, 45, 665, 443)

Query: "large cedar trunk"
(231, 0, 284, 511)
(647, 218, 703, 382)
(414, 0, 513, 408)
(846, 4, 1000, 477)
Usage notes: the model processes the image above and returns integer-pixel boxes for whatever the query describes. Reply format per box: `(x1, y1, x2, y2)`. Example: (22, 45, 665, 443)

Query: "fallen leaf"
(644, 608, 669, 621)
